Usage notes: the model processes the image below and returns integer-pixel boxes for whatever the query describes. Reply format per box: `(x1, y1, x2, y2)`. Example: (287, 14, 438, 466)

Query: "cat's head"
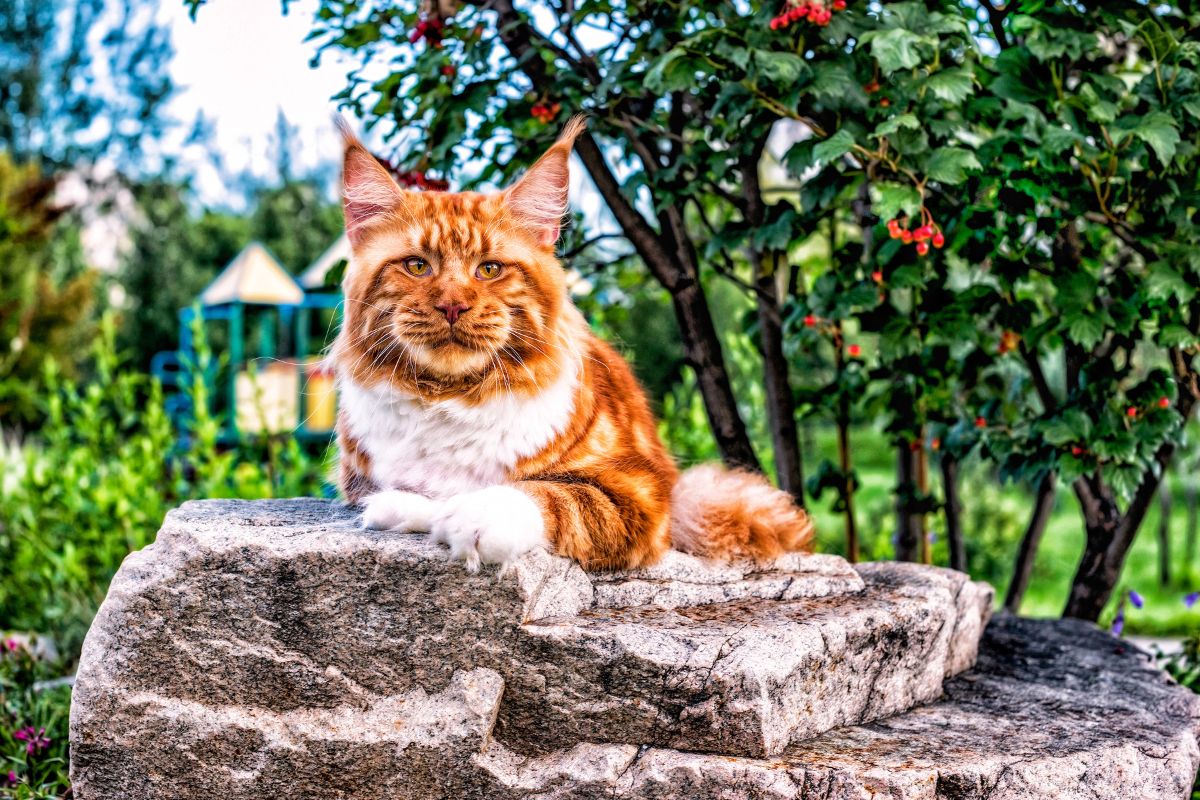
(335, 118, 585, 394)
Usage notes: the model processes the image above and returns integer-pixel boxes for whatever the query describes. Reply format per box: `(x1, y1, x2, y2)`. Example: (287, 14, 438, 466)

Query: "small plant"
(0, 639, 70, 798)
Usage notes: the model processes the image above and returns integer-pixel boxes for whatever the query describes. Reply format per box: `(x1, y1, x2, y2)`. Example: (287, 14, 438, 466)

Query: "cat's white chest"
(338, 367, 577, 499)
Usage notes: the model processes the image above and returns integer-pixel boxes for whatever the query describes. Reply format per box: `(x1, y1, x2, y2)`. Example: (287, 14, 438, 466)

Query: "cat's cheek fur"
(429, 485, 548, 572)
(361, 490, 437, 532)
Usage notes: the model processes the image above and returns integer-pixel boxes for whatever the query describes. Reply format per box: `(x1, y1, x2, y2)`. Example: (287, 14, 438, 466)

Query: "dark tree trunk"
(894, 444, 922, 562)
(1063, 464, 1166, 620)
(666, 280, 762, 470)
(941, 453, 965, 573)
(837, 412, 858, 563)
(1159, 478, 1172, 587)
(741, 147, 804, 503)
(1004, 473, 1057, 613)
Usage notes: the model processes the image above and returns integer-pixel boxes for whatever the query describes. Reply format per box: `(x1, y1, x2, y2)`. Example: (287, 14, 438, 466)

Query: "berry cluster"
(1126, 396, 1172, 419)
(997, 329, 1020, 355)
(409, 17, 444, 47)
(769, 0, 846, 29)
(801, 315, 863, 357)
(395, 170, 449, 191)
(887, 214, 944, 256)
(531, 101, 561, 124)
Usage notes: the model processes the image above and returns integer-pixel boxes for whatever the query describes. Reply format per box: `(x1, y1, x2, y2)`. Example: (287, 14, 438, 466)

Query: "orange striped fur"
(333, 117, 812, 570)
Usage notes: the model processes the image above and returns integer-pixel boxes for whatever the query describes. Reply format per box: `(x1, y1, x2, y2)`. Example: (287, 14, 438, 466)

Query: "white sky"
(163, 0, 353, 204)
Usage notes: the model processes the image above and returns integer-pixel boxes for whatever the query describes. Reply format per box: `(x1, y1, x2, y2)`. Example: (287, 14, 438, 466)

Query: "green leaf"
(753, 50, 809, 84)
(1066, 315, 1104, 348)
(860, 28, 924, 74)
(813, 130, 856, 166)
(926, 68, 973, 104)
(870, 182, 922, 221)
(873, 113, 920, 137)
(1131, 111, 1181, 165)
(1182, 97, 1200, 120)
(925, 147, 981, 185)
(646, 49, 702, 92)
(1159, 324, 1199, 348)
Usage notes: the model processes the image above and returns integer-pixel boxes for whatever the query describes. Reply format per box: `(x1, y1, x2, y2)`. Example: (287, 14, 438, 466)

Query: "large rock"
(67, 498, 1192, 799)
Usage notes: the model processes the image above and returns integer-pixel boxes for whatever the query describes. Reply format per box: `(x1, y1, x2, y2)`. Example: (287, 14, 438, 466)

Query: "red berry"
(1126, 406, 1138, 418)
(833, 0, 846, 8)
(804, 314, 817, 327)
(441, 65, 456, 77)
(916, 241, 930, 256)
(901, 230, 913, 244)
(932, 232, 945, 249)
(847, 343, 862, 357)
(879, 97, 891, 108)
(1071, 446, 1084, 456)
(1158, 396, 1170, 409)
(871, 270, 883, 283)
(915, 225, 933, 240)
(909, 440, 921, 453)
(931, 438, 941, 451)
(974, 416, 986, 429)
(864, 80, 880, 94)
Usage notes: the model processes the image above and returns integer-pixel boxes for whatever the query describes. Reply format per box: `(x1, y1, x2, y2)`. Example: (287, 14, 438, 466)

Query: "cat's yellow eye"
(476, 261, 503, 280)
(401, 257, 430, 277)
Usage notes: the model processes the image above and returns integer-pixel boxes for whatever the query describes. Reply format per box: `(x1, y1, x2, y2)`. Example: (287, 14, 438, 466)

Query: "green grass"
(800, 425, 1200, 636)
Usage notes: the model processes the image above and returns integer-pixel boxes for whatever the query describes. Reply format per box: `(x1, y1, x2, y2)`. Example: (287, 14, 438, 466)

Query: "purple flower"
(1185, 592, 1199, 609)
(12, 727, 49, 754)
(3, 771, 15, 786)
(1111, 609, 1125, 636)
(1129, 589, 1144, 609)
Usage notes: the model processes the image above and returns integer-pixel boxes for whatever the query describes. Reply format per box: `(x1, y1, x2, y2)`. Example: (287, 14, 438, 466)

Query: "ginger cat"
(333, 117, 812, 571)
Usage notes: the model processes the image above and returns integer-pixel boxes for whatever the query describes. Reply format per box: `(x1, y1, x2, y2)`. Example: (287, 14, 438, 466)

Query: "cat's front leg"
(429, 485, 549, 571)
(361, 489, 438, 532)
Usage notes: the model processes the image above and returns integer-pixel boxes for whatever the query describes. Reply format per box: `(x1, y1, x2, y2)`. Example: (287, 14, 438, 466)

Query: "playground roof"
(200, 242, 305, 307)
(299, 234, 351, 291)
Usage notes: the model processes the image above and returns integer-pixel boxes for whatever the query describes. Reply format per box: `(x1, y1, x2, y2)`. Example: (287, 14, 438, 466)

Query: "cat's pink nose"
(436, 302, 470, 324)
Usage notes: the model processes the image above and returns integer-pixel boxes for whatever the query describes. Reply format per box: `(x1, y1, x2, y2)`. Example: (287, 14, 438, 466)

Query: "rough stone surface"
(71, 498, 1168, 799)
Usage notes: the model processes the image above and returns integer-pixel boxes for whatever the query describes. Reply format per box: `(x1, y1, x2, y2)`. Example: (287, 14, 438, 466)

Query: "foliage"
(0, 640, 70, 799)
(0, 154, 97, 429)
(0, 316, 331, 662)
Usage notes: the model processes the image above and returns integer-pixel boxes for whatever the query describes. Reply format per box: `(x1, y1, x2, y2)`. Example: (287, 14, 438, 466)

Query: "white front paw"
(362, 490, 436, 532)
(430, 485, 547, 572)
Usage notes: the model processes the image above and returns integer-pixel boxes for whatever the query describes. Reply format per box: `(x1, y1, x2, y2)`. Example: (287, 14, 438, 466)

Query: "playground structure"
(152, 237, 350, 442)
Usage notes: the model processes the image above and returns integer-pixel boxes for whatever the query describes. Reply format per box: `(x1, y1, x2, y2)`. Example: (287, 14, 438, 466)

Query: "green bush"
(0, 316, 330, 663)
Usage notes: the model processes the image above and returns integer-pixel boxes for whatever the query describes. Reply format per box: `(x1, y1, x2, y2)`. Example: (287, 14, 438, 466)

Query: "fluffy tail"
(669, 464, 813, 561)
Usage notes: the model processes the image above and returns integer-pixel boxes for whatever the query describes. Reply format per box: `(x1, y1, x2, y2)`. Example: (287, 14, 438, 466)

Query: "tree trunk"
(894, 444, 922, 562)
(1158, 478, 1172, 587)
(838, 415, 858, 562)
(1003, 473, 1057, 613)
(941, 453, 965, 573)
(1063, 465, 1164, 620)
(666, 280, 761, 470)
(755, 272, 804, 503)
(741, 147, 803, 502)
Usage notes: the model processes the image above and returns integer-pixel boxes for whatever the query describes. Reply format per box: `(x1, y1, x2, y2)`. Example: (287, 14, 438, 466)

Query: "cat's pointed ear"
(336, 116, 403, 248)
(504, 115, 587, 247)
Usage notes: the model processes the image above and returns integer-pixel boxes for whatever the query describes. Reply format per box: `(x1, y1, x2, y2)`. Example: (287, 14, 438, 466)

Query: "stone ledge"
(72, 498, 1003, 797)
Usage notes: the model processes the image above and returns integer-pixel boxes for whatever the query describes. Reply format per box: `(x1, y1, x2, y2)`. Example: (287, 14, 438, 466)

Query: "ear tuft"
(504, 115, 587, 247)
(337, 115, 403, 248)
